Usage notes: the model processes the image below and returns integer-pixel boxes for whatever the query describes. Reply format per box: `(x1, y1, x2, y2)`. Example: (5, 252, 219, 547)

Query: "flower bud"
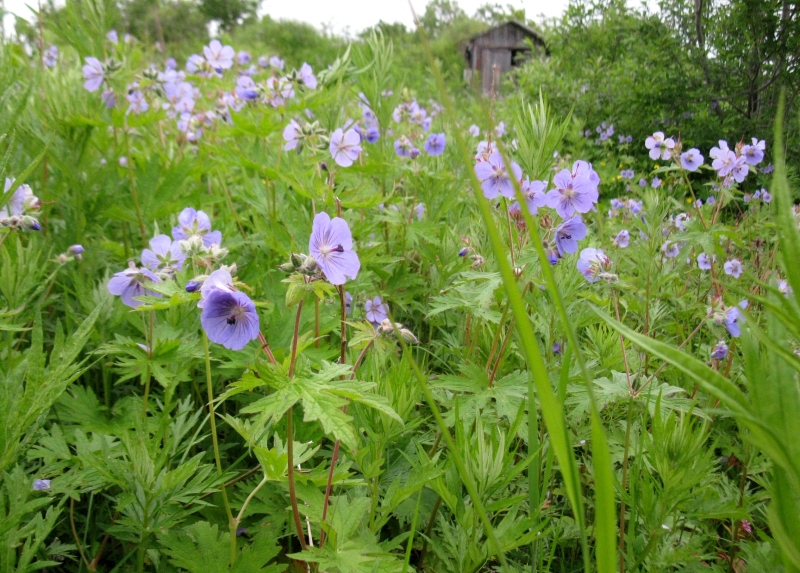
(278, 262, 296, 273)
(185, 280, 202, 293)
(290, 253, 307, 268)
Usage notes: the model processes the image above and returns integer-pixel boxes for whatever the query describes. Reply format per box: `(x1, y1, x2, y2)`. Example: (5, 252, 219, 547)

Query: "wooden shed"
(464, 21, 547, 95)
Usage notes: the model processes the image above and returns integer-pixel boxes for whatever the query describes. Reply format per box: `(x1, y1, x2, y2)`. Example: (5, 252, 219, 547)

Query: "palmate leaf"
(238, 360, 400, 451)
(159, 521, 285, 573)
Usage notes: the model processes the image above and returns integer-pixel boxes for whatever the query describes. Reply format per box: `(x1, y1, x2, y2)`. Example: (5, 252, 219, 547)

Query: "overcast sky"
(2, 0, 571, 35)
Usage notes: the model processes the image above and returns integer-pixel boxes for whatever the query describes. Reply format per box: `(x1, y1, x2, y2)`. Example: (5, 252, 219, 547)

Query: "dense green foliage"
(2, 1, 800, 572)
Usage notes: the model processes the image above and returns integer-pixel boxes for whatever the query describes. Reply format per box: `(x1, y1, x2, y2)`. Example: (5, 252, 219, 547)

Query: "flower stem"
(286, 406, 308, 550)
(202, 332, 235, 563)
(319, 338, 375, 548)
(122, 126, 147, 245)
(286, 301, 308, 550)
(338, 285, 348, 363)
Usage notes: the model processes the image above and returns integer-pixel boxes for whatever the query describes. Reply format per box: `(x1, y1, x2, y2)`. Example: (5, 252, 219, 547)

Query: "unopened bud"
(185, 280, 201, 293)
(290, 253, 307, 268)
(278, 262, 295, 273)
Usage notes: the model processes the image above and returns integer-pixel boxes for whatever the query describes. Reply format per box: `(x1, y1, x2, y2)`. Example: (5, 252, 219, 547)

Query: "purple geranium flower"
(283, 120, 301, 151)
(365, 127, 380, 144)
(645, 132, 675, 160)
(365, 296, 388, 324)
(554, 217, 587, 256)
(270, 56, 285, 69)
(711, 341, 728, 360)
(235, 76, 258, 101)
(126, 89, 149, 114)
(724, 259, 743, 278)
(474, 151, 522, 200)
(199, 268, 235, 308)
(726, 306, 741, 337)
(309, 212, 360, 285)
(32, 479, 51, 491)
(680, 148, 704, 171)
(299, 63, 317, 89)
(730, 156, 749, 183)
(521, 179, 547, 214)
(201, 290, 259, 350)
(237, 50, 251, 65)
(203, 40, 235, 72)
(741, 138, 765, 166)
(545, 164, 598, 219)
(613, 230, 630, 248)
(468, 125, 480, 137)
(577, 248, 610, 283)
(424, 133, 446, 156)
(108, 266, 161, 308)
(329, 128, 361, 168)
(82, 57, 104, 92)
(141, 234, 185, 271)
(661, 241, 680, 259)
(697, 253, 712, 270)
(44, 45, 58, 68)
(172, 207, 222, 248)
(107, 30, 118, 43)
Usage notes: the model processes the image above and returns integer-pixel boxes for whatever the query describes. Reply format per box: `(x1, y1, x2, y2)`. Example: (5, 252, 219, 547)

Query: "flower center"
(319, 244, 345, 257)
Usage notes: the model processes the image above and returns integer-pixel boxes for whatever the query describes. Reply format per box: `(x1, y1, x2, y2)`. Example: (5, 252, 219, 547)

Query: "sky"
(2, 0, 571, 35)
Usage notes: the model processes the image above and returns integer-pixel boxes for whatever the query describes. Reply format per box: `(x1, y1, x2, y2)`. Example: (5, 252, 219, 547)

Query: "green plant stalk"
(122, 126, 147, 245)
(287, 300, 308, 551)
(202, 332, 236, 564)
(402, 490, 424, 573)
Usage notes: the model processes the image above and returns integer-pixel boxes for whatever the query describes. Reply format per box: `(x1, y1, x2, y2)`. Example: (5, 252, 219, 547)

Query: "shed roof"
(466, 20, 546, 46)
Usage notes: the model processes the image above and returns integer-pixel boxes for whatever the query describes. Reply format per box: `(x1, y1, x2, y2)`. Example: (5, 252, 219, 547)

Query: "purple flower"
(554, 217, 587, 256)
(186, 54, 205, 73)
(730, 156, 749, 183)
(69, 244, 84, 255)
(415, 203, 425, 221)
(680, 148, 704, 171)
(329, 128, 362, 168)
(201, 290, 259, 350)
(741, 138, 765, 166)
(44, 45, 58, 68)
(102, 89, 117, 108)
(711, 141, 737, 176)
(270, 56, 285, 70)
(166, 58, 178, 70)
(494, 121, 506, 138)
(762, 190, 772, 203)
(108, 267, 161, 308)
(545, 162, 599, 219)
(474, 151, 522, 200)
(674, 213, 689, 231)
(199, 269, 235, 308)
(172, 207, 222, 248)
(638, 178, 647, 187)
(726, 306, 741, 337)
(711, 341, 728, 360)
(468, 125, 480, 137)
(141, 234, 185, 271)
(186, 280, 201, 293)
(235, 76, 258, 101)
(237, 50, 251, 65)
(613, 230, 629, 248)
(761, 163, 774, 174)
(651, 177, 662, 189)
(394, 136, 413, 158)
(32, 479, 51, 491)
(661, 241, 680, 259)
(308, 212, 360, 285)
(552, 341, 563, 355)
(724, 259, 743, 279)
(424, 133, 446, 156)
(118, 156, 127, 167)
(645, 132, 675, 160)
(697, 253, 712, 270)
(365, 296, 388, 324)
(521, 179, 547, 214)
(82, 57, 104, 92)
(299, 63, 317, 89)
(577, 248, 610, 283)
(283, 120, 301, 151)
(107, 29, 118, 43)
(203, 40, 235, 72)
(364, 127, 379, 144)
(126, 89, 149, 114)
